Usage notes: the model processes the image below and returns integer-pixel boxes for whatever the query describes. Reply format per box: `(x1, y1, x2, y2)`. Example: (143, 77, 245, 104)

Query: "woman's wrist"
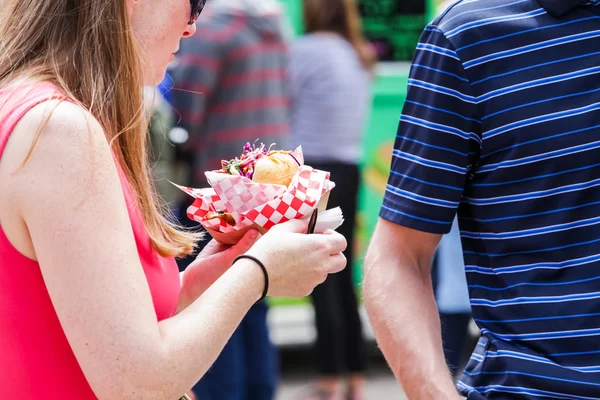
(233, 254, 269, 302)
(229, 257, 267, 304)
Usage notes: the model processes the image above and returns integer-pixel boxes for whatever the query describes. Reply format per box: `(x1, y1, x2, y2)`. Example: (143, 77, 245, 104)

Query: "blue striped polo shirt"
(381, 0, 600, 398)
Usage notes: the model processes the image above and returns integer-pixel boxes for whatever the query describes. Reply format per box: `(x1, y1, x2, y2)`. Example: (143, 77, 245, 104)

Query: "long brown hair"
(303, 0, 376, 71)
(0, 0, 198, 257)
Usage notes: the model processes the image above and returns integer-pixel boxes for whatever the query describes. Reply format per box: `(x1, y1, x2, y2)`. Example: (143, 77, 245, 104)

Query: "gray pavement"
(277, 368, 406, 400)
(268, 303, 407, 400)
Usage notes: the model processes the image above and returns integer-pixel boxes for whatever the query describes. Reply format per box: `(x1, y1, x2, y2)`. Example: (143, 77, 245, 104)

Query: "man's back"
(172, 5, 289, 186)
(381, 0, 600, 397)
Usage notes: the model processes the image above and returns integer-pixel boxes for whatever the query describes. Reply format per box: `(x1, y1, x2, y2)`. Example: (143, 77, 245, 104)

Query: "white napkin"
(314, 207, 344, 234)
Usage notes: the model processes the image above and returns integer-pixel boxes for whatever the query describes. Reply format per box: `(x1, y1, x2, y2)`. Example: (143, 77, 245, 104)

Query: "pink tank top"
(0, 83, 181, 399)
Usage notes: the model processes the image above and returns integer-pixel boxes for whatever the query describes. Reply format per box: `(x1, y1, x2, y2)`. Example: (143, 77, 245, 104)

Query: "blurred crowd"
(144, 0, 474, 399)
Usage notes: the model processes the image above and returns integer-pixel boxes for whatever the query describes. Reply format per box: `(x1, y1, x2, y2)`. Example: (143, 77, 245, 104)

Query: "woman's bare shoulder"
(17, 99, 105, 146)
(0, 98, 125, 260)
(3, 99, 120, 218)
(9, 100, 112, 181)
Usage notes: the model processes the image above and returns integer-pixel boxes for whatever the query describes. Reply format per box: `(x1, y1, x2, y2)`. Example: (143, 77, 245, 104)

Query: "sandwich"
(174, 140, 341, 245)
(220, 142, 301, 187)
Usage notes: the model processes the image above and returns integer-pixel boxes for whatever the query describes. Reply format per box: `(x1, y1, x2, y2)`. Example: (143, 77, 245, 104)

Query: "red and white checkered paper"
(174, 165, 335, 233)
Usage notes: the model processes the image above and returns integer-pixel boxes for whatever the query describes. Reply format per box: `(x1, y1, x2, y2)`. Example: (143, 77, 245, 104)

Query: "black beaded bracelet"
(233, 254, 269, 303)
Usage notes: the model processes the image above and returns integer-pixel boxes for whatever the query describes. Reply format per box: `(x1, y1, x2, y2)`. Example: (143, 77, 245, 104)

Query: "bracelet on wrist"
(233, 254, 269, 303)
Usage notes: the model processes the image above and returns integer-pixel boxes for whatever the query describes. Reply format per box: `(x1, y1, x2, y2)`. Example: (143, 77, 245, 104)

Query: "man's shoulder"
(432, 0, 541, 37)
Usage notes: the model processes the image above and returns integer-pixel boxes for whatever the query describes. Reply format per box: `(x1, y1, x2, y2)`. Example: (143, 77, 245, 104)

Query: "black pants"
(192, 301, 278, 400)
(440, 312, 472, 378)
(431, 257, 473, 379)
(308, 161, 367, 376)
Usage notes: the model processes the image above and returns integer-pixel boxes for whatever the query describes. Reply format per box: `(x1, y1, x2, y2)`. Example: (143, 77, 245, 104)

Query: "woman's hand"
(177, 229, 260, 312)
(245, 219, 348, 298)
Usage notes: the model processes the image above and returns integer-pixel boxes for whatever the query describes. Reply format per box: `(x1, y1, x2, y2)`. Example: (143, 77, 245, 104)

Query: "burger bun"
(252, 152, 299, 187)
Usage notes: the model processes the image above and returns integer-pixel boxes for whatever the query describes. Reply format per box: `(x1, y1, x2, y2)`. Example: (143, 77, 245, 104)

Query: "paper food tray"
(174, 165, 343, 244)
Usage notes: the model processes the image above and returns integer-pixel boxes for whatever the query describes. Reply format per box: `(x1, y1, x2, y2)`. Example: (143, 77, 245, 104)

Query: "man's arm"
(364, 219, 461, 399)
(362, 20, 479, 398)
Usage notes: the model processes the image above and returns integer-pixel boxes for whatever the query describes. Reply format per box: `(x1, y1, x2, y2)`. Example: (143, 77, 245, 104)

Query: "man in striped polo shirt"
(363, 0, 600, 398)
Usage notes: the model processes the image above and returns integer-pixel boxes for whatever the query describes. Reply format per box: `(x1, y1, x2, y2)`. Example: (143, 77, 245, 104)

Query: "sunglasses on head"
(189, 0, 207, 24)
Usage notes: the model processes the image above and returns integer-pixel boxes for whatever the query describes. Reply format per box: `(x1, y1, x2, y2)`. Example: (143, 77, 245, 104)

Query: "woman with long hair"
(0, 0, 347, 399)
(288, 0, 376, 399)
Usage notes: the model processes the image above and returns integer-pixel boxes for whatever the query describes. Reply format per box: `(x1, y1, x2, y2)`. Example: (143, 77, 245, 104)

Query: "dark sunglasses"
(189, 0, 207, 24)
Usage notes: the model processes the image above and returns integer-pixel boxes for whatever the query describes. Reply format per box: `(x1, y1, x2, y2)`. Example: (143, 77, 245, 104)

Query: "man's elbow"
(362, 241, 385, 312)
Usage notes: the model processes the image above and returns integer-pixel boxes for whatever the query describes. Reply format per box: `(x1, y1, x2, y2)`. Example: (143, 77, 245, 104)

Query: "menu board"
(359, 0, 427, 61)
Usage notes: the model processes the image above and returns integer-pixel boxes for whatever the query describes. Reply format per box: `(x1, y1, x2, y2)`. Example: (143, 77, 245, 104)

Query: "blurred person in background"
(170, 0, 290, 399)
(433, 219, 473, 380)
(288, 0, 376, 399)
(143, 84, 181, 207)
(171, 0, 290, 192)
